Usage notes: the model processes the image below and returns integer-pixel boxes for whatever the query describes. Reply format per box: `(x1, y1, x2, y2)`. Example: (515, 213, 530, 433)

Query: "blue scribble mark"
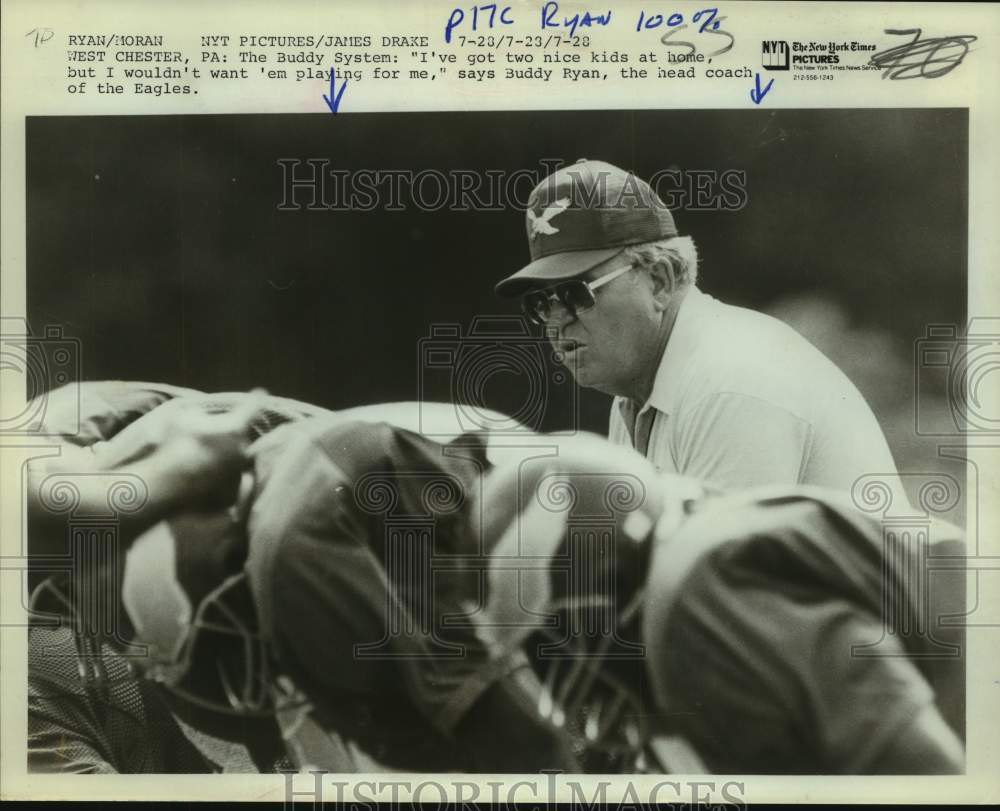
(692, 7, 720, 33)
(749, 72, 774, 105)
(445, 5, 514, 43)
(322, 68, 348, 113)
(541, 2, 612, 38)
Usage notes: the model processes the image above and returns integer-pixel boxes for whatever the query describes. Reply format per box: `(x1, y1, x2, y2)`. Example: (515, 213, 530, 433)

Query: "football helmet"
(477, 439, 691, 772)
(27, 390, 320, 717)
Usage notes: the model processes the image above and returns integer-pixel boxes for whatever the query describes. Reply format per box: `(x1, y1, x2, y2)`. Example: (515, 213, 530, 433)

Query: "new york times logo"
(762, 40, 790, 70)
(762, 40, 878, 70)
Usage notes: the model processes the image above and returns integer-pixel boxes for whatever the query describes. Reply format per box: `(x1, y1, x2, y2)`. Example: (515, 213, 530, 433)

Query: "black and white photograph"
(15, 106, 973, 779)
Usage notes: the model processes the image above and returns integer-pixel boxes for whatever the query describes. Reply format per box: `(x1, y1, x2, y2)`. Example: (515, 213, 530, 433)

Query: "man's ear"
(646, 261, 675, 309)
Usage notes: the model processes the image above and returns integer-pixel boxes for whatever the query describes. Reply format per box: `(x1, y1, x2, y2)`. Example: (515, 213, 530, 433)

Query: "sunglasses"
(520, 262, 635, 326)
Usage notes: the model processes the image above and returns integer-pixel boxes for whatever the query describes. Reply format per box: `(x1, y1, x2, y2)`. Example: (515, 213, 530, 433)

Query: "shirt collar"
(626, 286, 712, 418)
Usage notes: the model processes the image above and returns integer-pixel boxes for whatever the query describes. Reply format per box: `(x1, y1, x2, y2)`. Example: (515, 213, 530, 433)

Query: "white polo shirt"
(609, 287, 899, 493)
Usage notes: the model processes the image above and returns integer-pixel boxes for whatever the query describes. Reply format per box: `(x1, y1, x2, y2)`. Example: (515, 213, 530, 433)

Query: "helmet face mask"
(120, 510, 326, 720)
(479, 451, 666, 773)
(142, 571, 279, 717)
(30, 540, 284, 719)
(526, 586, 655, 773)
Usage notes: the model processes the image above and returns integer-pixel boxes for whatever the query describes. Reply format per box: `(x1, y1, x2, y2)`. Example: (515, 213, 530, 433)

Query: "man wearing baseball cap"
(495, 159, 899, 493)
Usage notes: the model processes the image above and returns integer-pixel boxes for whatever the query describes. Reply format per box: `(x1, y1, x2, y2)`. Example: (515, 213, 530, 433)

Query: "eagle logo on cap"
(528, 197, 570, 239)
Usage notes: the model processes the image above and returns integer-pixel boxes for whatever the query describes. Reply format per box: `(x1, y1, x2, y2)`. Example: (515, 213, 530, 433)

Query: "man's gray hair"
(622, 236, 699, 288)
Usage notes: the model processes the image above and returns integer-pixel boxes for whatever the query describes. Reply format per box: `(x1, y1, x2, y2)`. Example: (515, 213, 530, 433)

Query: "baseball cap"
(494, 159, 678, 297)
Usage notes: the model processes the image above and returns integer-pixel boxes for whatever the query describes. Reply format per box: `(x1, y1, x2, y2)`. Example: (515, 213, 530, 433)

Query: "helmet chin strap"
(272, 677, 358, 772)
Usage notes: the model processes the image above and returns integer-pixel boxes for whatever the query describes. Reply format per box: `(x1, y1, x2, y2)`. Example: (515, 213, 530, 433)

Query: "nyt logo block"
(762, 40, 790, 70)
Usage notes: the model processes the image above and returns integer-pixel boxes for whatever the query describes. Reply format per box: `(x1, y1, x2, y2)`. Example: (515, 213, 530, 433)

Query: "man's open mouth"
(556, 339, 583, 353)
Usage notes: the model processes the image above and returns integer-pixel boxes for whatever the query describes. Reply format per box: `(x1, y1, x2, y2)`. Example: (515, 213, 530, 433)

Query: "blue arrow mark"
(749, 72, 775, 105)
(322, 68, 348, 113)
